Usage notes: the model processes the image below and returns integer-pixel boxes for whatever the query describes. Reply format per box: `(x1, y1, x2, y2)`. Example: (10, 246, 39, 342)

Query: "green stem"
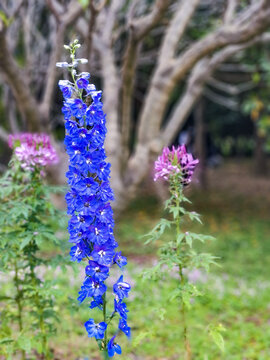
(102, 293, 108, 359)
(30, 266, 50, 360)
(14, 261, 26, 360)
(179, 265, 191, 360)
(173, 182, 191, 360)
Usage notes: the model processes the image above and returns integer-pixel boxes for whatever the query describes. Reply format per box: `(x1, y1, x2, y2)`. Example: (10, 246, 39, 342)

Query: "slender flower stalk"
(57, 40, 131, 358)
(144, 145, 219, 358)
(0, 133, 61, 359)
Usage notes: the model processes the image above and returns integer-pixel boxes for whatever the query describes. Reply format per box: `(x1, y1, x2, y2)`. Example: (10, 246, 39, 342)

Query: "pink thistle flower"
(8, 133, 59, 172)
(154, 145, 199, 185)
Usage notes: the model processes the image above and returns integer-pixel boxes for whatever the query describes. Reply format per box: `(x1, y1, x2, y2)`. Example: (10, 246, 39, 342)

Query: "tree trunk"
(254, 125, 267, 176)
(194, 97, 207, 189)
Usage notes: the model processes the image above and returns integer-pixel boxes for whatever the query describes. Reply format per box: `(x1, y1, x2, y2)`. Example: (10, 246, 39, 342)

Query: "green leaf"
(185, 232, 193, 248)
(143, 218, 172, 243)
(209, 324, 226, 352)
(19, 236, 32, 250)
(17, 335, 31, 352)
(187, 211, 202, 224)
(0, 338, 14, 345)
(176, 233, 185, 245)
(189, 251, 220, 271)
(170, 283, 201, 307)
(132, 331, 152, 347)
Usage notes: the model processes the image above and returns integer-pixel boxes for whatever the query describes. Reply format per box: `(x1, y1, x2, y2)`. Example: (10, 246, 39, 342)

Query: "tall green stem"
(102, 293, 109, 360)
(173, 182, 191, 360)
(30, 265, 50, 360)
(14, 261, 26, 360)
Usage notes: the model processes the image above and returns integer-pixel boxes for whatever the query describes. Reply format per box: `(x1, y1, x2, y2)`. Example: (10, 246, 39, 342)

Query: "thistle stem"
(173, 181, 191, 360)
(179, 265, 191, 360)
(14, 261, 26, 360)
(30, 265, 50, 360)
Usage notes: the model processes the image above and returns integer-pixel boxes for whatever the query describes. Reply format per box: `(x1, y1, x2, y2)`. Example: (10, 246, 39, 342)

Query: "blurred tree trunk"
(254, 126, 268, 176)
(194, 97, 207, 189)
(1, 1, 270, 212)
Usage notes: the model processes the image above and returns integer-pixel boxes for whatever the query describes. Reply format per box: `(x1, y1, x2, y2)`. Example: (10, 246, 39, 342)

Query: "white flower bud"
(56, 62, 69, 68)
(78, 58, 88, 64)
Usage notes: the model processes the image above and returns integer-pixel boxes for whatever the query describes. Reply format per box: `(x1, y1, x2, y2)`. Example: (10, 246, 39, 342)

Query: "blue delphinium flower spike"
(58, 39, 131, 357)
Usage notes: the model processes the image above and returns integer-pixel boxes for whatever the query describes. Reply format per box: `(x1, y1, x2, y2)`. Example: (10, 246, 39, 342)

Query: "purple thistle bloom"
(154, 145, 199, 185)
(8, 133, 59, 172)
(58, 48, 130, 355)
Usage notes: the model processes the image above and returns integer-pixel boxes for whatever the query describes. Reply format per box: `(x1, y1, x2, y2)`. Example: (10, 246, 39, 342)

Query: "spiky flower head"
(154, 145, 199, 185)
(8, 133, 59, 172)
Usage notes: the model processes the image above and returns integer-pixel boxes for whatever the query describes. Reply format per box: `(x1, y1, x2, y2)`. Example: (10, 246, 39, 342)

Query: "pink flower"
(154, 145, 199, 185)
(8, 133, 59, 172)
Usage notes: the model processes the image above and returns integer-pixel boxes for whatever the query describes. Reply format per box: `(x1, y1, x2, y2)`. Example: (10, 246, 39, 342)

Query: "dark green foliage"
(0, 161, 67, 359)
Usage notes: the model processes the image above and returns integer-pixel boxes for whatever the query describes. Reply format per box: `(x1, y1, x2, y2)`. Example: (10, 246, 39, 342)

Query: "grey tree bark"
(1, 0, 270, 211)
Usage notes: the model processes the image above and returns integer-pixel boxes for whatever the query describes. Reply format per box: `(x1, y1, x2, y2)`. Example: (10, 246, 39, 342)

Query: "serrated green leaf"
(0, 338, 14, 345)
(19, 236, 32, 250)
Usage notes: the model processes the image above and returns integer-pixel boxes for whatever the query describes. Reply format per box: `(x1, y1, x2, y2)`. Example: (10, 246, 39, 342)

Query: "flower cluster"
(154, 145, 199, 185)
(8, 133, 59, 171)
(58, 40, 130, 357)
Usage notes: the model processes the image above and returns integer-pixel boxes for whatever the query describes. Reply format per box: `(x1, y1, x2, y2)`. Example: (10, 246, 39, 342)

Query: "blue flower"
(70, 245, 84, 262)
(67, 98, 87, 118)
(58, 80, 73, 98)
(85, 319, 107, 339)
(76, 177, 99, 197)
(118, 318, 131, 338)
(89, 296, 103, 309)
(78, 278, 106, 303)
(113, 252, 127, 268)
(85, 260, 109, 282)
(113, 275, 131, 300)
(114, 299, 129, 320)
(76, 77, 89, 89)
(59, 57, 131, 354)
(108, 336, 122, 357)
(92, 245, 115, 266)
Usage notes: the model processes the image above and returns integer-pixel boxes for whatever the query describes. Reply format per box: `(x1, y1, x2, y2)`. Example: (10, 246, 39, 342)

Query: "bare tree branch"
(0, 126, 8, 142)
(0, 19, 41, 131)
(96, 0, 125, 197)
(207, 77, 255, 95)
(224, 0, 239, 24)
(39, 1, 83, 123)
(121, 0, 171, 163)
(136, 1, 270, 149)
(132, 0, 171, 41)
(204, 88, 239, 109)
(46, 0, 62, 23)
(159, 0, 200, 66)
(161, 32, 270, 146)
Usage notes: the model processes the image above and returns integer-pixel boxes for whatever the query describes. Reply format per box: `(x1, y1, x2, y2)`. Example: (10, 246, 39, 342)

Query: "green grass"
(1, 187, 270, 359)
